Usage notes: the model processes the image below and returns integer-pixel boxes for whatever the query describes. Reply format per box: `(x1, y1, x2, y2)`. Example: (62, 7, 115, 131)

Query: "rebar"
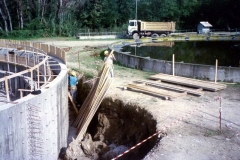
(27, 103, 43, 160)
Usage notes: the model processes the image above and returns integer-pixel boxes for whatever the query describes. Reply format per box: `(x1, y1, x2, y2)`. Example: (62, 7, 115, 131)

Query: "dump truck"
(127, 20, 176, 39)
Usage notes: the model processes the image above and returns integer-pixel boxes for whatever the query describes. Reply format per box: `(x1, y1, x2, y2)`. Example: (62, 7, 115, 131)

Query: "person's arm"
(110, 50, 116, 60)
(104, 50, 115, 63)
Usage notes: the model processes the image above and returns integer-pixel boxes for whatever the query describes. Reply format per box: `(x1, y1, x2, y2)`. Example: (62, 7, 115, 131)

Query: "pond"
(121, 41, 240, 67)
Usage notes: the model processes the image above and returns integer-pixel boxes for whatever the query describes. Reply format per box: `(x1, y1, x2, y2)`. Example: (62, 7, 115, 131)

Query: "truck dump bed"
(141, 21, 176, 32)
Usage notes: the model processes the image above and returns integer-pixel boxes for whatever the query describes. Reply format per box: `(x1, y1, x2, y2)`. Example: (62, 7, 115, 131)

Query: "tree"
(0, 0, 13, 32)
(78, 0, 103, 29)
(0, 7, 9, 32)
(14, 0, 24, 29)
(117, 0, 133, 26)
(101, 0, 118, 28)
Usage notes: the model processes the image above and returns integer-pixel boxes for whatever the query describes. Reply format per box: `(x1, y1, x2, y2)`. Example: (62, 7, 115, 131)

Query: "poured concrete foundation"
(0, 40, 69, 159)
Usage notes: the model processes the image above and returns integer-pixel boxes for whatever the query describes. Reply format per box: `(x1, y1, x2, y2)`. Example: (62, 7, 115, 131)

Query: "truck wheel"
(133, 33, 139, 39)
(152, 33, 159, 38)
(160, 34, 166, 37)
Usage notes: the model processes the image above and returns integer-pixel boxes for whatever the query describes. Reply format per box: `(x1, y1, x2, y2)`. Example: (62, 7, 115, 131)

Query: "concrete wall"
(77, 35, 122, 40)
(111, 42, 240, 82)
(0, 61, 69, 160)
(0, 56, 68, 159)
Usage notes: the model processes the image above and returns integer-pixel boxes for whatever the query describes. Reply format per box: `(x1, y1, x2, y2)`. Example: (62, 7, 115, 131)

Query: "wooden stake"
(173, 54, 175, 76)
(4, 77, 10, 101)
(68, 92, 79, 114)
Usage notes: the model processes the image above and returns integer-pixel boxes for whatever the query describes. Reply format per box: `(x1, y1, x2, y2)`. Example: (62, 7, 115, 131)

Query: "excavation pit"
(64, 80, 162, 160)
(84, 97, 160, 159)
(61, 75, 163, 160)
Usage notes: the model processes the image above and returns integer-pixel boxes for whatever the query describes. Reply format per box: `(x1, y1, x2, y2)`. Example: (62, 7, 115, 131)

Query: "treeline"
(0, 0, 239, 38)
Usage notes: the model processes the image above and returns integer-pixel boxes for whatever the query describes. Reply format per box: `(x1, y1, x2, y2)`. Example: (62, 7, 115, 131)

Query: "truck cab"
(128, 20, 141, 36)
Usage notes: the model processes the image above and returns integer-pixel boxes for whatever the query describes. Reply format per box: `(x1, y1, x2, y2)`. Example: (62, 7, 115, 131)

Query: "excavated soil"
(41, 39, 240, 160)
(63, 76, 161, 160)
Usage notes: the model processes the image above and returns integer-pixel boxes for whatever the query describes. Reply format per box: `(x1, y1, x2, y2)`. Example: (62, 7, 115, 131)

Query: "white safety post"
(215, 59, 218, 83)
(173, 54, 175, 76)
(37, 65, 40, 89)
(43, 60, 46, 83)
(33, 53, 35, 66)
(7, 44, 10, 73)
(78, 52, 80, 71)
(30, 70, 33, 91)
(14, 52, 17, 96)
(219, 97, 222, 132)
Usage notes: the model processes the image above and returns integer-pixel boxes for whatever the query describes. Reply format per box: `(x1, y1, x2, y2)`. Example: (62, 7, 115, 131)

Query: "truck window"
(129, 22, 135, 26)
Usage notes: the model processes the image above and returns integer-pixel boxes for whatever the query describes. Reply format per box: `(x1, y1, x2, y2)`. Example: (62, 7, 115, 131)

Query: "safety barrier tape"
(111, 96, 221, 160)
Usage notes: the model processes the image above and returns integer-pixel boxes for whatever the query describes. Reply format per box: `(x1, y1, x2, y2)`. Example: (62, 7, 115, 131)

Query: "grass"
(204, 129, 219, 137)
(65, 44, 155, 80)
(66, 46, 106, 77)
(226, 82, 240, 88)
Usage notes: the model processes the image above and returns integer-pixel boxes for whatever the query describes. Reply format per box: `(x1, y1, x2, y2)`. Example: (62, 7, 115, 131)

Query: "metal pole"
(215, 59, 218, 83)
(219, 97, 222, 132)
(136, 0, 137, 20)
(37, 65, 40, 89)
(31, 70, 33, 91)
(7, 44, 10, 72)
(78, 53, 80, 71)
(135, 45, 136, 56)
(15, 52, 17, 96)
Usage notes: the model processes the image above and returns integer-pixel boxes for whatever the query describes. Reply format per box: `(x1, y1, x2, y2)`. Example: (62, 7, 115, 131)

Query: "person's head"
(104, 50, 109, 56)
(71, 71, 76, 77)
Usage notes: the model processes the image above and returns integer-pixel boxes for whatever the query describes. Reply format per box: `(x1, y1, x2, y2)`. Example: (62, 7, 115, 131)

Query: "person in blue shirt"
(69, 71, 78, 104)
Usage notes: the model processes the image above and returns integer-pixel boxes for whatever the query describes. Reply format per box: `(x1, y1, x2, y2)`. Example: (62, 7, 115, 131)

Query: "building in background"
(197, 22, 212, 34)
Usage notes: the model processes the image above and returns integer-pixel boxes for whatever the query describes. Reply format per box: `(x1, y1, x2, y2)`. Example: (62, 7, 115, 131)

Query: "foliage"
(0, 0, 239, 38)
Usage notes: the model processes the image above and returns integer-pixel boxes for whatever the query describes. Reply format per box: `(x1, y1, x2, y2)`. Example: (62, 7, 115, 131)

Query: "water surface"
(121, 41, 240, 67)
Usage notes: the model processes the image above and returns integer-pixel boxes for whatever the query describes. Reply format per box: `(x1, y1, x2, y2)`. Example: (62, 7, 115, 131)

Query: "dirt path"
(47, 40, 240, 160)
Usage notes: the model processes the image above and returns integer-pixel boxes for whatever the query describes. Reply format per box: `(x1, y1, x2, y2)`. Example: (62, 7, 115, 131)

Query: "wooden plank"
(149, 73, 226, 91)
(73, 58, 114, 141)
(150, 74, 225, 88)
(49, 68, 66, 70)
(68, 92, 79, 114)
(46, 64, 60, 66)
(127, 83, 187, 100)
(127, 84, 169, 100)
(38, 75, 58, 77)
(160, 73, 227, 89)
(135, 80, 204, 96)
(18, 89, 32, 91)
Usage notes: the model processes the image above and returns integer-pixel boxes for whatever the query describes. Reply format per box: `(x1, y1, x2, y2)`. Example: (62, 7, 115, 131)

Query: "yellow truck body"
(141, 21, 176, 32)
(127, 20, 176, 38)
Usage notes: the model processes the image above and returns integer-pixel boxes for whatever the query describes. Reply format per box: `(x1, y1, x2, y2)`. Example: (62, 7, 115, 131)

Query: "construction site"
(0, 38, 240, 160)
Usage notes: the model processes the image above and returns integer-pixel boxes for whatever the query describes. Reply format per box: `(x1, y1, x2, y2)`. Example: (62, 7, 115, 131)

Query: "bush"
(0, 29, 58, 39)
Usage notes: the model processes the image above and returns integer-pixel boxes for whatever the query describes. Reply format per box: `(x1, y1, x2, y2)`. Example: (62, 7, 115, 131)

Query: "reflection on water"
(121, 41, 240, 67)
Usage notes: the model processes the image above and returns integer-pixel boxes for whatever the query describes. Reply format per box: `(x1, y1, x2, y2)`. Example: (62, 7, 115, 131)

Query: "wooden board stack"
(72, 53, 114, 141)
(149, 73, 227, 91)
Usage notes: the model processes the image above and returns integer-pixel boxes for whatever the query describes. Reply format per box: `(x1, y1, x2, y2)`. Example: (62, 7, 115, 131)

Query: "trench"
(87, 98, 158, 159)
(65, 77, 161, 160)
